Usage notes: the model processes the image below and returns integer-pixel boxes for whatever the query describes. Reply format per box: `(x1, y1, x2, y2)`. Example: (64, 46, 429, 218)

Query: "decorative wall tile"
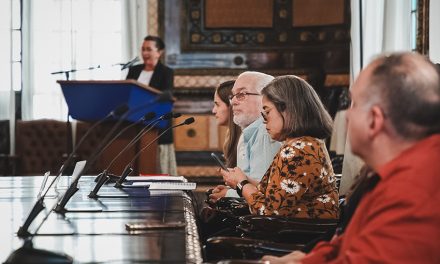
(147, 0, 158, 36)
(174, 75, 237, 88)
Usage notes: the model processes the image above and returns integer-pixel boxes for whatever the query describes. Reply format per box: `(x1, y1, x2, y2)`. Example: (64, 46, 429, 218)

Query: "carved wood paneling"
(416, 0, 429, 55)
(292, 0, 345, 27)
(182, 0, 349, 52)
(205, 0, 273, 28)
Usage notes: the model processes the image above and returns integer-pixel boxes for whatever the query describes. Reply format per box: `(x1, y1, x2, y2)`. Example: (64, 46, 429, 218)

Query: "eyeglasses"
(228, 91, 260, 102)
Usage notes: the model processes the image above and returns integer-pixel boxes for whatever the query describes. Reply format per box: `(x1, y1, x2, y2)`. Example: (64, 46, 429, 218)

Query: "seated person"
(263, 52, 440, 263)
(209, 71, 281, 202)
(212, 80, 241, 168)
(221, 75, 339, 219)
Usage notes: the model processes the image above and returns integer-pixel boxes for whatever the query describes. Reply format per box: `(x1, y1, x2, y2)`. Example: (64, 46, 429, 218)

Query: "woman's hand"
(208, 185, 228, 204)
(220, 167, 248, 189)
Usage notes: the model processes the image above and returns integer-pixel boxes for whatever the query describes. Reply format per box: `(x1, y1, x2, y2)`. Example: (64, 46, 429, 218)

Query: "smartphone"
(211, 152, 228, 171)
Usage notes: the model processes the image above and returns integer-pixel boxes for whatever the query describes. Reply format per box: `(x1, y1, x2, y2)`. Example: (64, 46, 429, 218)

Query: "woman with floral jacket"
(221, 75, 339, 219)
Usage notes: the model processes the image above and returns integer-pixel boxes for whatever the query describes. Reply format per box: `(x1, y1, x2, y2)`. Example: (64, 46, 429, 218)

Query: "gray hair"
(237, 71, 274, 94)
(262, 75, 333, 140)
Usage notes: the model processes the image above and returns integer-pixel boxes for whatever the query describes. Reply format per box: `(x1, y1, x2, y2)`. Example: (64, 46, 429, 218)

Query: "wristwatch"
(236, 179, 250, 197)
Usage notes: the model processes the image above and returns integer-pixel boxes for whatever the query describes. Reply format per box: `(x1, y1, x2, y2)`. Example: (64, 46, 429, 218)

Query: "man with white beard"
(209, 71, 282, 201)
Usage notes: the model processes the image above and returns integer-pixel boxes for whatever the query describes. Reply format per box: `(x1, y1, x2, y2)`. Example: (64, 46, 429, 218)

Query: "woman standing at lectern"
(126, 35, 176, 176)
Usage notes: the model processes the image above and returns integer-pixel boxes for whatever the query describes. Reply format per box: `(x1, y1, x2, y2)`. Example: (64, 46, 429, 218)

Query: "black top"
(126, 62, 174, 144)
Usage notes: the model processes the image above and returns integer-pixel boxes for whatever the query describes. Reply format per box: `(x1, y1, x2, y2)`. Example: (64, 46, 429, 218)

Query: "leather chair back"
(15, 119, 68, 175)
(0, 119, 9, 154)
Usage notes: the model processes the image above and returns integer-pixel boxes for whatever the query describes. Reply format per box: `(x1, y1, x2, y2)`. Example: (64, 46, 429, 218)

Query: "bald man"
(264, 52, 440, 263)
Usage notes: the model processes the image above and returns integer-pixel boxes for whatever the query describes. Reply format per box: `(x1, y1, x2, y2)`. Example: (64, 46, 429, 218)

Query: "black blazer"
(126, 61, 174, 144)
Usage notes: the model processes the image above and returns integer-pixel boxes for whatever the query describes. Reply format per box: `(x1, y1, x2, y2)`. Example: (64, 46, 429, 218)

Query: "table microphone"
(54, 108, 136, 214)
(113, 117, 195, 189)
(89, 113, 182, 196)
(15, 104, 128, 237)
(55, 92, 174, 213)
(91, 111, 156, 182)
(89, 112, 178, 191)
(57, 104, 129, 177)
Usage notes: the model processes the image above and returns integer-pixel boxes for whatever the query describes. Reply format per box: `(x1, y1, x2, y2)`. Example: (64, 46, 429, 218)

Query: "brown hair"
(368, 53, 440, 139)
(215, 80, 241, 167)
(144, 35, 165, 50)
(262, 75, 333, 140)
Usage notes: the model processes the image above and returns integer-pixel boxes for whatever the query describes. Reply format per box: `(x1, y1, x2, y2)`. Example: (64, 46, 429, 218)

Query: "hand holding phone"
(211, 152, 228, 171)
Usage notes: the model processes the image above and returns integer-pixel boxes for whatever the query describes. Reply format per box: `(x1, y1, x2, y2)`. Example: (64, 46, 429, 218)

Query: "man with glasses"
(210, 71, 281, 201)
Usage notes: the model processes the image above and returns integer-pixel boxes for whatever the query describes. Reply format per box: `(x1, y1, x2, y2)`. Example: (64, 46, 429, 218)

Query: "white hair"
(236, 71, 274, 94)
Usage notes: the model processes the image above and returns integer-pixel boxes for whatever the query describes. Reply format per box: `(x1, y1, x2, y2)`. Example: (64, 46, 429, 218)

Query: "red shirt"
(302, 134, 440, 264)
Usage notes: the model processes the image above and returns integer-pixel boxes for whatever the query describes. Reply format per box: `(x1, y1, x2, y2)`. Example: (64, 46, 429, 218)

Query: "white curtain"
(430, 0, 440, 63)
(121, 0, 148, 64)
(339, 0, 412, 195)
(22, 0, 124, 121)
(21, 0, 34, 120)
(0, 0, 17, 155)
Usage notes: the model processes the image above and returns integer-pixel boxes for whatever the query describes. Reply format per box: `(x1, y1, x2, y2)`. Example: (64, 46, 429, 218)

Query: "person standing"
(126, 35, 176, 175)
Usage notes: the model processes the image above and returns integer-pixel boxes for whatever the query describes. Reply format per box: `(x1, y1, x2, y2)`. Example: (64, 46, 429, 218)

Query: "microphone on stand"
(88, 112, 182, 197)
(120, 57, 139, 70)
(54, 91, 174, 213)
(15, 104, 129, 238)
(5, 92, 174, 264)
(113, 117, 195, 189)
(91, 111, 156, 182)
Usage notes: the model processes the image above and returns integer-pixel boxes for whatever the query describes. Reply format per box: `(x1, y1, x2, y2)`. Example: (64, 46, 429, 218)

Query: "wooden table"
(0, 176, 202, 263)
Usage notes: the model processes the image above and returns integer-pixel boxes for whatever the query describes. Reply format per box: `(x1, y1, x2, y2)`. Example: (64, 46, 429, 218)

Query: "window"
(410, 0, 418, 51)
(0, 0, 21, 119)
(26, 0, 123, 120)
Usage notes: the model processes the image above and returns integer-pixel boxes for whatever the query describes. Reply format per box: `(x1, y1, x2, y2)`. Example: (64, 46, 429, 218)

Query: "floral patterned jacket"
(249, 136, 339, 219)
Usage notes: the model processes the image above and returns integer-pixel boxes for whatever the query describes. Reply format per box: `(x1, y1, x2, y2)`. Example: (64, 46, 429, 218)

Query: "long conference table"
(0, 175, 202, 263)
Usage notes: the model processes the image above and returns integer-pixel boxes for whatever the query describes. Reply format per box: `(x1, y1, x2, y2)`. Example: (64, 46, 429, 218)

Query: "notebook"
(131, 181, 196, 190)
(126, 175, 187, 182)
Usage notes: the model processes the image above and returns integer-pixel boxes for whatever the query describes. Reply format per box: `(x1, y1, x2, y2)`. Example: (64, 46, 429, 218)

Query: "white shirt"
(137, 70, 154, 85)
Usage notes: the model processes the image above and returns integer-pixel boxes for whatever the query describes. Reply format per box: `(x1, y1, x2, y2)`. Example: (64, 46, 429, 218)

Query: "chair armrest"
(205, 236, 302, 261)
(237, 215, 338, 244)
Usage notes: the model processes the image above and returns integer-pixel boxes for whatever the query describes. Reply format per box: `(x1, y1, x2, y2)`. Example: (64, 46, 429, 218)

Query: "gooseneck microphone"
(113, 117, 195, 189)
(88, 113, 182, 197)
(16, 104, 129, 237)
(55, 91, 173, 213)
(91, 111, 156, 182)
(9, 106, 129, 263)
(104, 112, 180, 172)
(54, 108, 136, 214)
(7, 94, 174, 264)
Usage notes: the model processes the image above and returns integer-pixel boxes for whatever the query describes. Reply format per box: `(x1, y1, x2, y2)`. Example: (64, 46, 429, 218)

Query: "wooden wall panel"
(293, 0, 345, 27)
(174, 114, 227, 151)
(205, 0, 273, 28)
